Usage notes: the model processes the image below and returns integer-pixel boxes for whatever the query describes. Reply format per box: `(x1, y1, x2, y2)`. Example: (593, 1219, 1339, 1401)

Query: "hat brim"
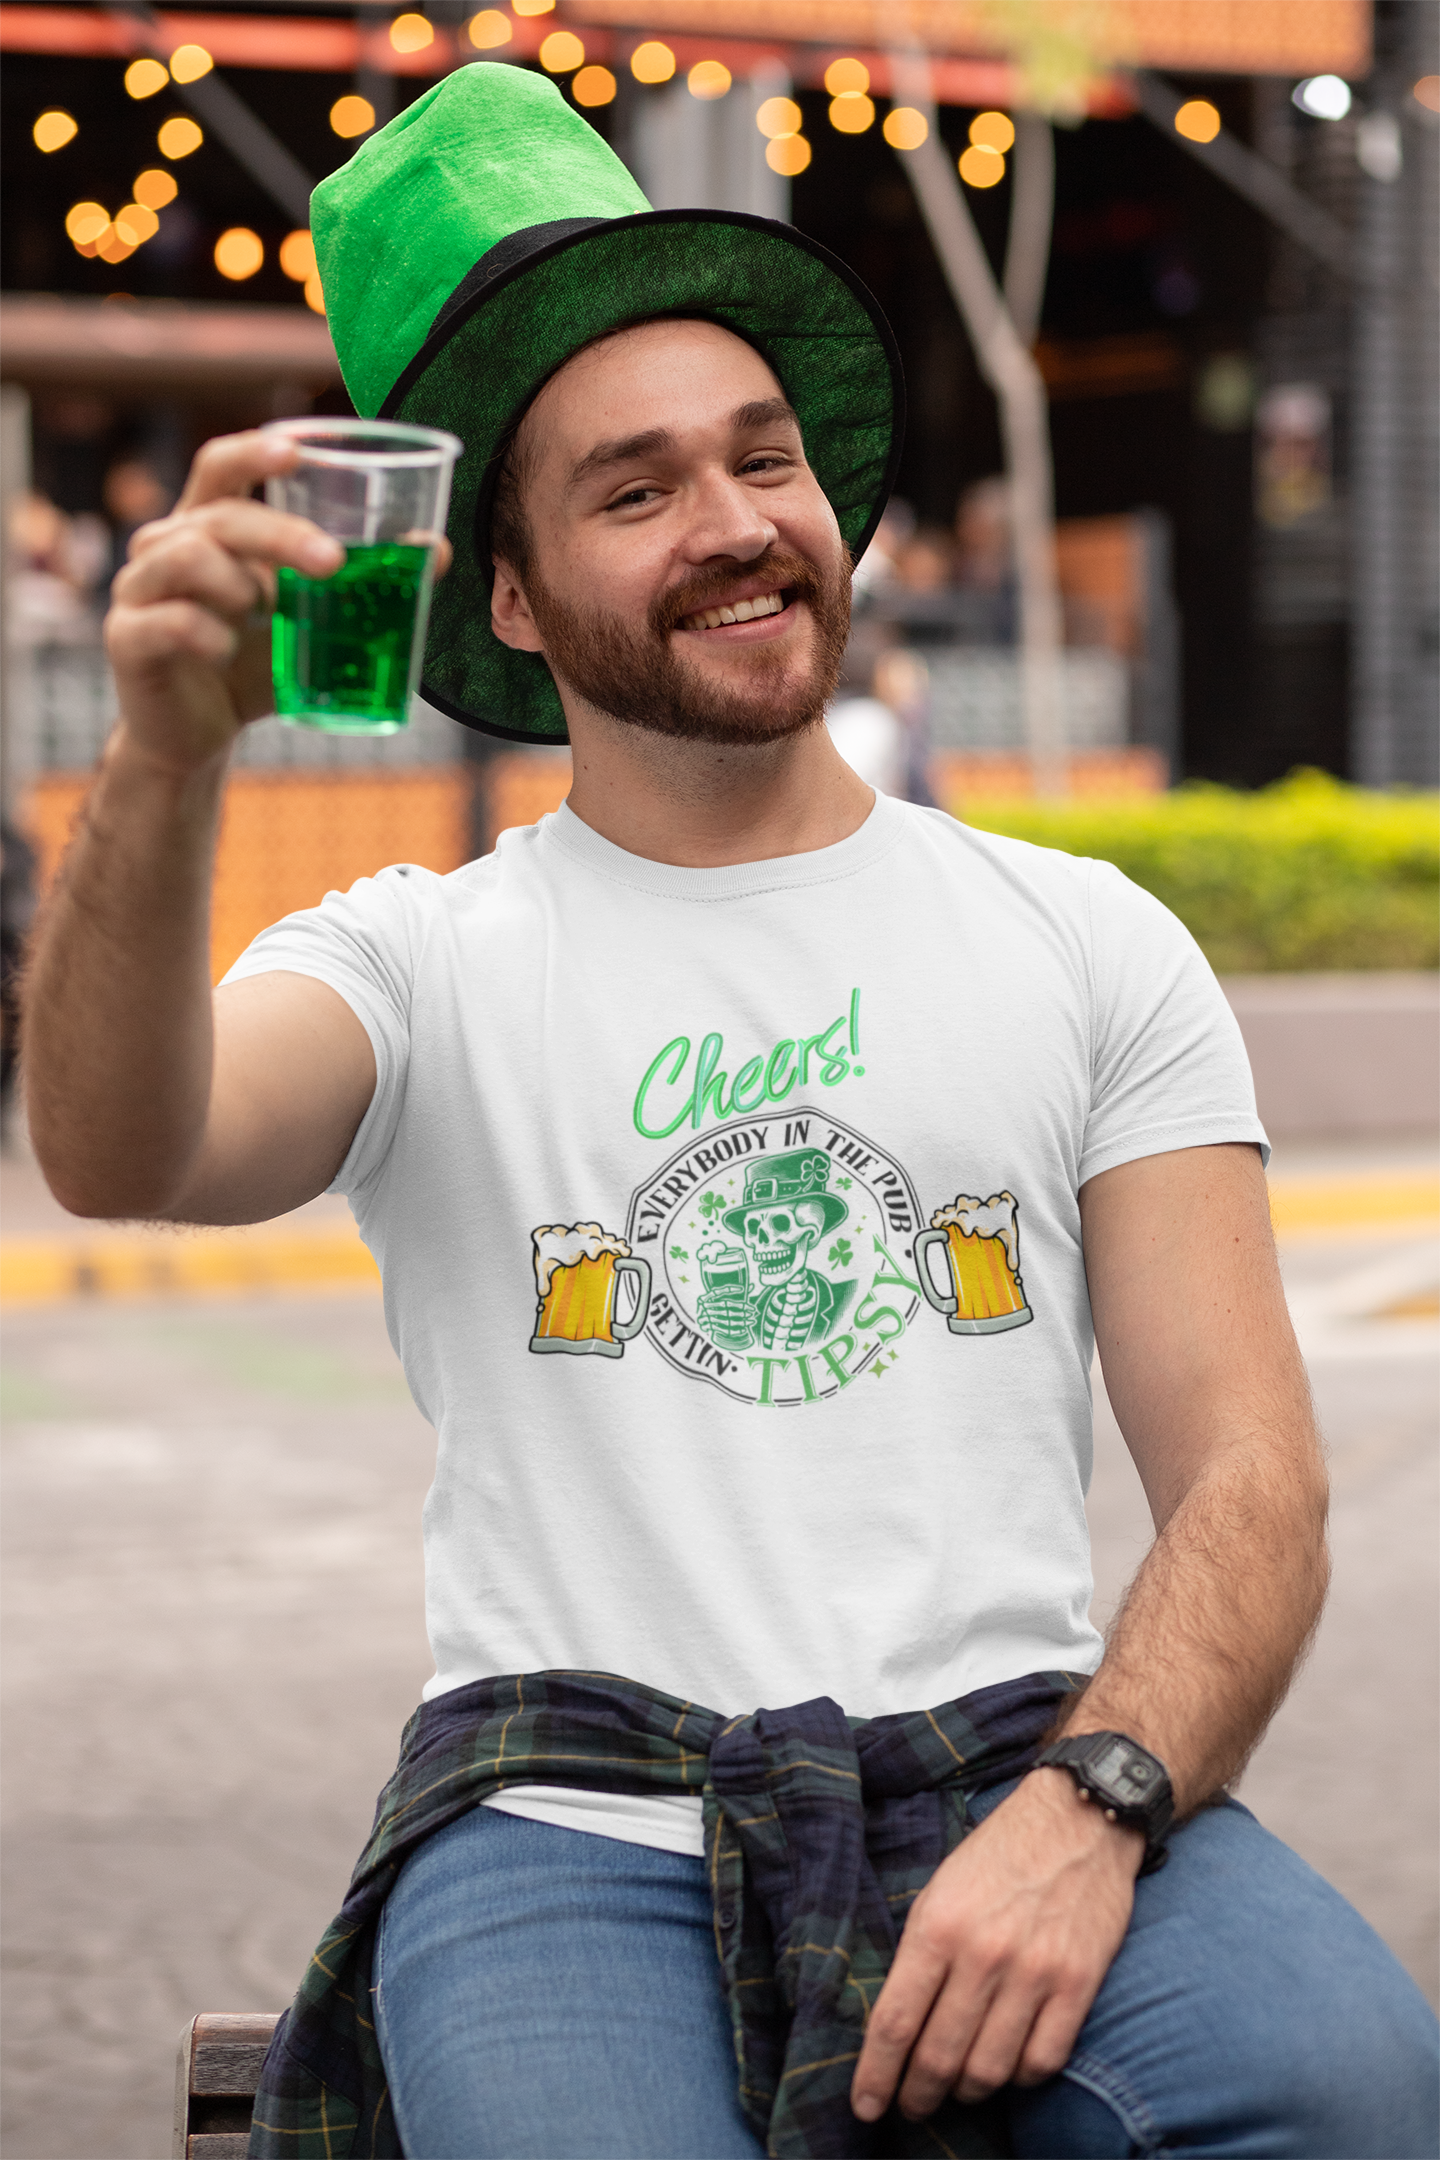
(378, 210, 905, 744)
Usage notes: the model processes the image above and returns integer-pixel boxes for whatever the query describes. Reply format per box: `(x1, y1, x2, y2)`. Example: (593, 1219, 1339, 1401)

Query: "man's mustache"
(650, 551, 831, 637)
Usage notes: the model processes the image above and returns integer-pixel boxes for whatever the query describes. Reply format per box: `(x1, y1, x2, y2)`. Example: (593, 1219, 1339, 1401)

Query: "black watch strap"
(1034, 1732, 1175, 1875)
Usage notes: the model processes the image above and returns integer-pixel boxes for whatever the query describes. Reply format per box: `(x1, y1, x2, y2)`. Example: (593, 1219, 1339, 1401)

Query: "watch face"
(1088, 1736, 1160, 1808)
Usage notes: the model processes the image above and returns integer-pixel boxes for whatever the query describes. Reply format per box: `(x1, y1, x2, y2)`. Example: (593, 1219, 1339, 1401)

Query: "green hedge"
(959, 771, 1439, 973)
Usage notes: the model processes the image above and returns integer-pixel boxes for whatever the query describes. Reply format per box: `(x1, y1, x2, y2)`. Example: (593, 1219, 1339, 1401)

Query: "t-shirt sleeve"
(219, 864, 433, 1197)
(1080, 858, 1269, 1185)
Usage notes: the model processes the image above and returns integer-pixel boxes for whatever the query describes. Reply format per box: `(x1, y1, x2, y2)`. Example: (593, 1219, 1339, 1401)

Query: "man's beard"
(524, 546, 852, 746)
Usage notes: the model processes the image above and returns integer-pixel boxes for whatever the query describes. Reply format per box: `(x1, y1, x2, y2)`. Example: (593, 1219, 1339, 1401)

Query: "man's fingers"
(1011, 1984, 1091, 2090)
(175, 427, 297, 511)
(849, 1939, 949, 2122)
(891, 1962, 1000, 2119)
(106, 598, 241, 671)
(113, 528, 269, 622)
(127, 500, 342, 582)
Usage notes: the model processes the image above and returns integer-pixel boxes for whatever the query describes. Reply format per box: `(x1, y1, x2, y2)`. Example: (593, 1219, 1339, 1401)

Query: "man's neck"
(561, 704, 876, 869)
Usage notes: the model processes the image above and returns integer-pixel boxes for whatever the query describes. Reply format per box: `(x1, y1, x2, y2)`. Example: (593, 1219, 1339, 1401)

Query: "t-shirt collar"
(543, 789, 906, 902)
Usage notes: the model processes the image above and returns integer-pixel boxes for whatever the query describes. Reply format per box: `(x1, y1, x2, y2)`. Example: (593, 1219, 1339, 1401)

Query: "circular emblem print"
(625, 1108, 924, 1406)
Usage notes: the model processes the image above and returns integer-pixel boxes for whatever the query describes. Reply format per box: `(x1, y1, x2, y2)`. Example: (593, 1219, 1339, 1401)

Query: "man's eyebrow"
(732, 396, 801, 434)
(565, 398, 801, 493)
(566, 427, 674, 492)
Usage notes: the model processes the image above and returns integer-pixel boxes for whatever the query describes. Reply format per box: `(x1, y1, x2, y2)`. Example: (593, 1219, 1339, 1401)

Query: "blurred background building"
(0, 0, 1436, 966)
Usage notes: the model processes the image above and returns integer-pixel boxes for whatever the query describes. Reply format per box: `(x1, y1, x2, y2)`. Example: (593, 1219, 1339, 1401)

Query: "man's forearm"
(1055, 1433, 1329, 1816)
(25, 724, 227, 1219)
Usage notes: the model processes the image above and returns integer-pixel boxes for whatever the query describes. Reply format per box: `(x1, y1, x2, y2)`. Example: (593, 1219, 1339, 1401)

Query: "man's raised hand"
(104, 429, 343, 774)
(849, 1766, 1141, 2124)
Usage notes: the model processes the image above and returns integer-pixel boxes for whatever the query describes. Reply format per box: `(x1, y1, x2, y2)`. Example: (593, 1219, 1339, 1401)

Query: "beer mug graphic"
(530, 1223, 652, 1359)
(915, 1191, 1033, 1335)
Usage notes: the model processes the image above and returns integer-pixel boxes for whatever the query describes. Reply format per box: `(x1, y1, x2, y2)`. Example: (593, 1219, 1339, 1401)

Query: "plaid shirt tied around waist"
(249, 1667, 1081, 2160)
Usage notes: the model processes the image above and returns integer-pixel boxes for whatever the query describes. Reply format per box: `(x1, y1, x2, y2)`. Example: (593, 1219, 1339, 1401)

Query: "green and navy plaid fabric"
(249, 1667, 1080, 2160)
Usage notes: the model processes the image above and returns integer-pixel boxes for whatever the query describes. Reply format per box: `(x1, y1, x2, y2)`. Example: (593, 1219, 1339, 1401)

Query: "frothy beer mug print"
(529, 1223, 653, 1359)
(916, 1191, 1033, 1335)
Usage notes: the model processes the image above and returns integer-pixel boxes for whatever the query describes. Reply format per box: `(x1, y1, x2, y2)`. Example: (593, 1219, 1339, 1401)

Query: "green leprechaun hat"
(722, 1150, 849, 1238)
(310, 63, 903, 744)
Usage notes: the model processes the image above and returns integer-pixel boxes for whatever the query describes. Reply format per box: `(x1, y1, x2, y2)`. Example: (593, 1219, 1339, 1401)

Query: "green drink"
(263, 417, 462, 734)
(273, 542, 431, 733)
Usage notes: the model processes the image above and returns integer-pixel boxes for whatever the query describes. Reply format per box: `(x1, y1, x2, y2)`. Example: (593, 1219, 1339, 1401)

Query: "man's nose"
(679, 468, 776, 565)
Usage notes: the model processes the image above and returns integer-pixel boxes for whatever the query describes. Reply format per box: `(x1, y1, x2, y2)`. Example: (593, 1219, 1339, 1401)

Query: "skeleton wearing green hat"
(26, 48, 1436, 2160)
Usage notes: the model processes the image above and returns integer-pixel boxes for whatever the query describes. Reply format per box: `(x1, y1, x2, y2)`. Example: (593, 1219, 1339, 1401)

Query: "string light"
(511, 0, 555, 14)
(756, 96, 802, 140)
(466, 11, 511, 49)
(823, 57, 869, 96)
(158, 115, 203, 158)
(389, 14, 433, 54)
(65, 201, 110, 255)
(97, 225, 137, 264)
(969, 110, 1015, 151)
(114, 201, 160, 244)
(330, 94, 375, 137)
(572, 66, 617, 107)
(1174, 98, 1221, 142)
(539, 30, 584, 71)
(168, 43, 212, 83)
(687, 60, 731, 100)
(214, 227, 263, 280)
(630, 42, 675, 84)
(958, 142, 1004, 186)
(304, 273, 326, 314)
(33, 110, 78, 152)
(883, 107, 928, 150)
(1414, 75, 1440, 112)
(133, 167, 177, 209)
(279, 229, 316, 281)
(124, 57, 168, 99)
(829, 93, 874, 133)
(766, 136, 811, 176)
(1292, 76, 1350, 120)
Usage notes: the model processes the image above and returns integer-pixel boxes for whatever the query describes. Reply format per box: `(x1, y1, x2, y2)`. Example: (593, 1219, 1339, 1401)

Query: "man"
(24, 64, 1437, 2160)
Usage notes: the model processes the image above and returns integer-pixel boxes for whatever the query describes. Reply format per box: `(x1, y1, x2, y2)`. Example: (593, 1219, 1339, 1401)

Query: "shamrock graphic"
(698, 1192, 726, 1222)
(827, 1238, 854, 1270)
(836, 1176, 853, 1191)
(670, 1245, 689, 1260)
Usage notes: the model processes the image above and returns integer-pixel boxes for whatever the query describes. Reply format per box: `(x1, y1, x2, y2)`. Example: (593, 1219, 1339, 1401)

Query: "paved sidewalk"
(1, 1144, 1435, 2158)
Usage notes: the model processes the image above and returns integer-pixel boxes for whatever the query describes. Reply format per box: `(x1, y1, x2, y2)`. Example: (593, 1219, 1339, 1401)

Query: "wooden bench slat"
(192, 2041, 272, 2095)
(189, 2136, 251, 2159)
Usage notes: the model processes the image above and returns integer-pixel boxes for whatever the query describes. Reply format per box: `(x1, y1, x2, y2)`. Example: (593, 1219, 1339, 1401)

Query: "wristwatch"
(1033, 1732, 1175, 1875)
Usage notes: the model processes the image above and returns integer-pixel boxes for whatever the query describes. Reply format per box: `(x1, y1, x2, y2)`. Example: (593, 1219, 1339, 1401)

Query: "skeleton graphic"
(696, 1149, 851, 1353)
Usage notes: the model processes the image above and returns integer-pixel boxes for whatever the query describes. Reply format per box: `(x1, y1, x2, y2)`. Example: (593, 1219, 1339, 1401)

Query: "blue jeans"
(374, 1788, 1439, 2159)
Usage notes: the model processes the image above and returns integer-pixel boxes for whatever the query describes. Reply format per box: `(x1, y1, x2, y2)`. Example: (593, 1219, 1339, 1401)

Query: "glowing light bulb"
(214, 226, 263, 280)
(829, 93, 874, 133)
(389, 14, 433, 54)
(572, 66, 617, 107)
(969, 110, 1015, 152)
(124, 57, 169, 99)
(824, 57, 869, 96)
(114, 202, 159, 245)
(157, 115, 203, 158)
(467, 11, 511, 49)
(756, 97, 802, 140)
(133, 168, 177, 209)
(958, 142, 1004, 186)
(279, 229, 316, 281)
(1175, 98, 1221, 142)
(33, 110, 78, 153)
(883, 107, 928, 150)
(630, 42, 675, 85)
(766, 135, 811, 176)
(539, 30, 585, 72)
(330, 94, 375, 138)
(687, 60, 731, 100)
(168, 43, 212, 83)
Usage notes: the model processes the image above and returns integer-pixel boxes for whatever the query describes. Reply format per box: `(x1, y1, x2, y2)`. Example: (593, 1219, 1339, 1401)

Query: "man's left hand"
(850, 1766, 1142, 2123)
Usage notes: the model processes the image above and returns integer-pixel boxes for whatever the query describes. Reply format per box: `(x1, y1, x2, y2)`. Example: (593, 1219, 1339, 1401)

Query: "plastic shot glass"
(263, 417, 462, 733)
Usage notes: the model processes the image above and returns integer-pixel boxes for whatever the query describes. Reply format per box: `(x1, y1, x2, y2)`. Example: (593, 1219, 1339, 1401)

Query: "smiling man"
(23, 63, 1438, 2160)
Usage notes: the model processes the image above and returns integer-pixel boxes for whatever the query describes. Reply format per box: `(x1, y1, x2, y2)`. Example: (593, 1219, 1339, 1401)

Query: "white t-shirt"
(225, 794, 1267, 1856)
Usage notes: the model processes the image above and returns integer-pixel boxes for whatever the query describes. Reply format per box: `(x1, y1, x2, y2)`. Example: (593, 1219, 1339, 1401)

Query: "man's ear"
(491, 559, 545, 654)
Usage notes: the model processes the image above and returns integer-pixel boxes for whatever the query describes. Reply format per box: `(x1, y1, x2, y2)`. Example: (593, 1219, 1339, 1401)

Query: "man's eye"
(739, 455, 789, 475)
(607, 486, 656, 510)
